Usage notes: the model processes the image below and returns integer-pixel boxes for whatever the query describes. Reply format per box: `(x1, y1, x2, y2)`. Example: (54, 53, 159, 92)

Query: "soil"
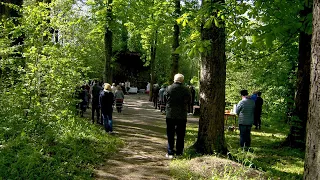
(93, 94, 173, 180)
(92, 93, 263, 180)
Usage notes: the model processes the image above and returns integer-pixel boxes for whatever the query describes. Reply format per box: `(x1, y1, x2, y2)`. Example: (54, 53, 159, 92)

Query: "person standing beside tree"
(164, 74, 191, 158)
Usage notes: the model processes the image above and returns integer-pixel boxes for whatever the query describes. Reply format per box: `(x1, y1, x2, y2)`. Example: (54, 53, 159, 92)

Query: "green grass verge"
(169, 118, 304, 180)
(0, 110, 123, 179)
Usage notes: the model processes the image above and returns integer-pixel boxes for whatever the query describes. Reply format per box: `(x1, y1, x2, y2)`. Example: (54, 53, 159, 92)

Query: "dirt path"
(94, 94, 174, 180)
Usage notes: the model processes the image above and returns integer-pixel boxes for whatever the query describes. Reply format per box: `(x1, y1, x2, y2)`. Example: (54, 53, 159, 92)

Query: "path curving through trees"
(94, 94, 173, 180)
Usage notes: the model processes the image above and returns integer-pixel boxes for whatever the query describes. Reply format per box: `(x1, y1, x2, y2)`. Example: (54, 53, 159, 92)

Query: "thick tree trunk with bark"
(104, 0, 113, 83)
(170, 0, 180, 83)
(285, 2, 312, 148)
(304, 1, 320, 179)
(194, 0, 227, 155)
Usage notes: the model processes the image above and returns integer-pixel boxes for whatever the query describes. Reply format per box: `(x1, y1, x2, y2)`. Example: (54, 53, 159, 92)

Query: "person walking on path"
(153, 84, 160, 109)
(158, 85, 167, 112)
(188, 86, 196, 114)
(236, 89, 255, 149)
(99, 83, 115, 133)
(91, 80, 103, 124)
(115, 85, 125, 113)
(164, 74, 191, 158)
(254, 91, 263, 129)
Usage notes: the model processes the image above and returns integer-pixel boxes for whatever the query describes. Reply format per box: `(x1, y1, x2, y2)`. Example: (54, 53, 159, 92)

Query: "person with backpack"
(99, 83, 114, 133)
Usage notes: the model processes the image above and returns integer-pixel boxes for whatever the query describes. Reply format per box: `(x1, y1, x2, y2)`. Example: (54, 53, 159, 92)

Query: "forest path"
(93, 94, 173, 180)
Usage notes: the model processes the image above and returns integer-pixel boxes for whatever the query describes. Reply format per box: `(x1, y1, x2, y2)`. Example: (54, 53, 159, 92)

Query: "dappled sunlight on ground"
(93, 94, 172, 180)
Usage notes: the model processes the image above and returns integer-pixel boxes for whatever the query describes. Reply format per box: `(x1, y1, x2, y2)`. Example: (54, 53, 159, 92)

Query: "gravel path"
(94, 94, 172, 180)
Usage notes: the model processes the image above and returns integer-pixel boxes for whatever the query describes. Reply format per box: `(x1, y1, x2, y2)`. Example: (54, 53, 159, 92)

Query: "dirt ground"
(93, 93, 181, 180)
(92, 93, 263, 180)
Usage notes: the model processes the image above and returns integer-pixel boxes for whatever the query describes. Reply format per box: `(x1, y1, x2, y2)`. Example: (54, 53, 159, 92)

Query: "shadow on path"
(94, 94, 172, 180)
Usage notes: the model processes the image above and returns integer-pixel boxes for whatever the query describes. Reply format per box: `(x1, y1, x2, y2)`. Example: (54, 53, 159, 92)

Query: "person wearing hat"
(99, 83, 115, 133)
(236, 89, 255, 149)
(164, 73, 191, 159)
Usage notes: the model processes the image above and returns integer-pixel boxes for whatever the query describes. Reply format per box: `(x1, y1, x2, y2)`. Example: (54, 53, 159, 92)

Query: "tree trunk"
(194, 0, 227, 155)
(169, 0, 180, 83)
(104, 0, 113, 83)
(285, 2, 312, 148)
(304, 1, 320, 179)
(149, 30, 158, 102)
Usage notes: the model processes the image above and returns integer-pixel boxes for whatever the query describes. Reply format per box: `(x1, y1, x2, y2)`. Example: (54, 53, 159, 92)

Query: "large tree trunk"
(194, 0, 227, 155)
(304, 1, 320, 179)
(169, 0, 180, 83)
(285, 1, 312, 148)
(104, 0, 113, 83)
(149, 30, 158, 102)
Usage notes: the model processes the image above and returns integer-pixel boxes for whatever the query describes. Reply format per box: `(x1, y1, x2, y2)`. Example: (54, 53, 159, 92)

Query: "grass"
(169, 117, 305, 180)
(0, 109, 123, 179)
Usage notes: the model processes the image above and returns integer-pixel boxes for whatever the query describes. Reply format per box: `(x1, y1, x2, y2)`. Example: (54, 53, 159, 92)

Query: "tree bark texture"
(170, 0, 180, 83)
(149, 30, 158, 101)
(104, 0, 113, 83)
(304, 1, 320, 179)
(195, 0, 227, 155)
(285, 2, 312, 148)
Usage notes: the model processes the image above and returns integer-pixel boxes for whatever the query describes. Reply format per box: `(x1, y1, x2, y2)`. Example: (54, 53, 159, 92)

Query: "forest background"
(0, 0, 318, 179)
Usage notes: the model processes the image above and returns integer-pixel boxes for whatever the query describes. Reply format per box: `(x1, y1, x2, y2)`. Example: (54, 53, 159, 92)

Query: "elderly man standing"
(164, 73, 191, 158)
(236, 90, 255, 149)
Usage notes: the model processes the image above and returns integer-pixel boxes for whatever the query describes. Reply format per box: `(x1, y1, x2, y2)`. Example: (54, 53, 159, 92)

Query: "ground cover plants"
(169, 119, 304, 180)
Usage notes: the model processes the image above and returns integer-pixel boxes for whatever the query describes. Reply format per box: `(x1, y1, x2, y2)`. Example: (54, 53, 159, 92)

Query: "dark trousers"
(91, 103, 101, 124)
(153, 97, 158, 109)
(239, 124, 252, 148)
(102, 111, 113, 132)
(166, 118, 187, 155)
(254, 112, 262, 128)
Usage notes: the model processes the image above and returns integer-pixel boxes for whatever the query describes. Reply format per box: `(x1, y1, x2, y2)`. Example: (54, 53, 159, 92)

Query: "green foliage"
(0, 1, 122, 179)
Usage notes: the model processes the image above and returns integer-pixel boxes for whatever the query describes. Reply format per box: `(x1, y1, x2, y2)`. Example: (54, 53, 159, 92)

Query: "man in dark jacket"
(91, 81, 103, 124)
(254, 92, 263, 130)
(164, 73, 191, 158)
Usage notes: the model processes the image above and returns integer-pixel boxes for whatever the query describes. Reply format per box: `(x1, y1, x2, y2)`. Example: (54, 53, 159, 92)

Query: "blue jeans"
(102, 112, 113, 132)
(239, 124, 252, 148)
(166, 118, 187, 155)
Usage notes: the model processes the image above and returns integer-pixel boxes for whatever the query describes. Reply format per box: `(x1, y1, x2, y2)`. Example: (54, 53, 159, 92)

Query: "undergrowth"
(0, 92, 123, 179)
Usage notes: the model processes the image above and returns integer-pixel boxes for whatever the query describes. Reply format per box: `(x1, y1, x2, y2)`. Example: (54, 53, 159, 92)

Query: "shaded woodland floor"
(91, 94, 176, 180)
(84, 94, 298, 180)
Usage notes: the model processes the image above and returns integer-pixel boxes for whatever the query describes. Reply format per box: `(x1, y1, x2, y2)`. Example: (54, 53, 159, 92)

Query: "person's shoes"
(165, 154, 174, 159)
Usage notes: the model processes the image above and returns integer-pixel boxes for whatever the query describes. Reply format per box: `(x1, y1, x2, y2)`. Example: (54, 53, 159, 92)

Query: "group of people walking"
(77, 74, 264, 158)
(77, 80, 125, 133)
(152, 82, 196, 115)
